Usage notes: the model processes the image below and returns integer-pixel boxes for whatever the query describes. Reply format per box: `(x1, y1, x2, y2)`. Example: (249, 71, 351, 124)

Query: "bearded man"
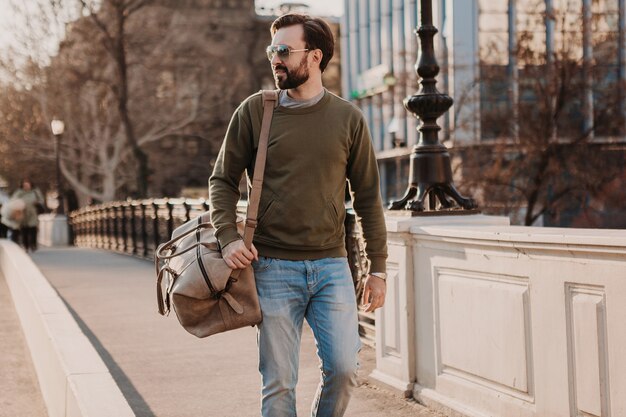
(209, 13, 388, 417)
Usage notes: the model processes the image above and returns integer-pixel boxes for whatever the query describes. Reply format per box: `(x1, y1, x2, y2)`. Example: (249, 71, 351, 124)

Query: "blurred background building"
(53, 0, 340, 202)
(341, 0, 626, 227)
(0, 0, 339, 205)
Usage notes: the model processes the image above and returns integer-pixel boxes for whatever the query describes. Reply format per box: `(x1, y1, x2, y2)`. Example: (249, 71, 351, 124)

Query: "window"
(479, 0, 511, 140)
(478, 0, 623, 140)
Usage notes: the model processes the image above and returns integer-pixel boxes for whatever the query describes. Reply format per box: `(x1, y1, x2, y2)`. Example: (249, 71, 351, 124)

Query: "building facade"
(341, 0, 420, 204)
(342, 0, 626, 227)
(51, 1, 340, 204)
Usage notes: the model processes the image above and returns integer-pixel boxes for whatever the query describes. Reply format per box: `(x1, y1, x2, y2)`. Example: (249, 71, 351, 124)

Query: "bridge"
(2, 205, 626, 417)
(0, 242, 443, 417)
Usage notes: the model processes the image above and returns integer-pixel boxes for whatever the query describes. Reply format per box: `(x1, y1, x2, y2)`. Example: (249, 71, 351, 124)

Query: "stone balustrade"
(374, 213, 626, 417)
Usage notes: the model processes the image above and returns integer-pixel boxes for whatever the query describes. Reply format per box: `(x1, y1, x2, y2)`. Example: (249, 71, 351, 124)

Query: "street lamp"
(388, 0, 477, 212)
(50, 118, 65, 215)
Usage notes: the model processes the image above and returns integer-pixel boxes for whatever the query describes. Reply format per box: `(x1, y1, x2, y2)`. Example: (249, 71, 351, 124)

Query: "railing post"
(87, 209, 93, 247)
(184, 201, 191, 222)
(92, 208, 99, 248)
(112, 204, 119, 251)
(97, 206, 104, 249)
(69, 211, 78, 246)
(121, 203, 128, 253)
(92, 207, 97, 248)
(344, 208, 374, 344)
(104, 205, 112, 250)
(81, 210, 86, 246)
(141, 202, 148, 258)
(90, 208, 96, 248)
(130, 203, 137, 255)
(152, 200, 160, 256)
(67, 210, 75, 246)
(73, 211, 80, 246)
(166, 200, 174, 238)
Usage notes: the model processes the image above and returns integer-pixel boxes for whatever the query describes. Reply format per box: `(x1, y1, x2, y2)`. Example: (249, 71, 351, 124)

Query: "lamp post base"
(389, 183, 478, 213)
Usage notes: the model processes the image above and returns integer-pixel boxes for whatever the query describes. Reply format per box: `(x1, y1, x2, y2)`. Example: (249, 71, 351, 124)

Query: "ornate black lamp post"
(389, 0, 477, 213)
(50, 118, 65, 215)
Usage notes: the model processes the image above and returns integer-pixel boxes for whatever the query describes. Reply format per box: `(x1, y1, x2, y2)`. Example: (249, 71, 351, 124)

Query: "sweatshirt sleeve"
(346, 114, 388, 274)
(209, 101, 254, 249)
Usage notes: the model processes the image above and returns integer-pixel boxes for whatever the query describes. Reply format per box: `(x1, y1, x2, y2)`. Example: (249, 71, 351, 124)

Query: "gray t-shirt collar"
(279, 88, 326, 109)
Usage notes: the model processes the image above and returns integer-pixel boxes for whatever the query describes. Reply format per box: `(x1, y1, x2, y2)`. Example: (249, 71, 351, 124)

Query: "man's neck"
(286, 76, 324, 101)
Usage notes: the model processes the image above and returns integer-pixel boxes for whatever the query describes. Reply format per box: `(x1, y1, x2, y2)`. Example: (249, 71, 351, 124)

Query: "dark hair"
(270, 13, 334, 72)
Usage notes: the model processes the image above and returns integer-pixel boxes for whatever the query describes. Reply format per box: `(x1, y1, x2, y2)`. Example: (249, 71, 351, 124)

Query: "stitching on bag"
(195, 225, 219, 295)
(193, 222, 238, 302)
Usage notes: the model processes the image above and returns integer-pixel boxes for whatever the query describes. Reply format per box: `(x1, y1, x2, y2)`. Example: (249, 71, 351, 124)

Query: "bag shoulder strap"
(242, 90, 278, 249)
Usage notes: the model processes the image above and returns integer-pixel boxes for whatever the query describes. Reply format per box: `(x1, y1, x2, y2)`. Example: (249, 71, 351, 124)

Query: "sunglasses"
(266, 44, 309, 61)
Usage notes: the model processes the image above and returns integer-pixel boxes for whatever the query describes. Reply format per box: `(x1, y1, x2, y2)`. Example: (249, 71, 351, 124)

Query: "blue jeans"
(253, 257, 361, 417)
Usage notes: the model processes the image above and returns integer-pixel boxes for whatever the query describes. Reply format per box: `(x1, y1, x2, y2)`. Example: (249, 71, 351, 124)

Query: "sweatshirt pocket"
(257, 199, 277, 230)
(328, 199, 341, 230)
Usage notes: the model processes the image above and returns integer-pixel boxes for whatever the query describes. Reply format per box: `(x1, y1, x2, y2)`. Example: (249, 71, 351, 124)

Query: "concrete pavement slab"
(32, 247, 447, 417)
(0, 270, 48, 417)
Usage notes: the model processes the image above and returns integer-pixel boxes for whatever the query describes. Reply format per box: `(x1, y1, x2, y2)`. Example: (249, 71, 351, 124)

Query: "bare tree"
(43, 5, 204, 202)
(456, 1, 624, 227)
(0, 0, 204, 203)
(76, 0, 155, 198)
(0, 81, 54, 191)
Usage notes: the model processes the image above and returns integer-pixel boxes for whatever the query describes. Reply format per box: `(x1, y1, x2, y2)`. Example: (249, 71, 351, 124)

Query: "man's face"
(270, 25, 310, 90)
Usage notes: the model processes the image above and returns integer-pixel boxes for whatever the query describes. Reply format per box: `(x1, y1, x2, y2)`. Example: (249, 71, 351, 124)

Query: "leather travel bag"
(155, 90, 278, 338)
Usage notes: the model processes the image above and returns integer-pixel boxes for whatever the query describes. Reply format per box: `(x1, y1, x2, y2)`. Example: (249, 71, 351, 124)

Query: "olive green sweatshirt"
(209, 90, 388, 273)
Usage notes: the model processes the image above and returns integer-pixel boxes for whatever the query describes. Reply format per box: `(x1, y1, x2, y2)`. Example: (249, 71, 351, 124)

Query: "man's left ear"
(310, 49, 323, 68)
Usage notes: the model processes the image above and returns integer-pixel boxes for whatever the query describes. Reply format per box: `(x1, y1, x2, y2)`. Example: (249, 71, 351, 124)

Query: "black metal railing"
(70, 198, 211, 258)
(69, 198, 375, 343)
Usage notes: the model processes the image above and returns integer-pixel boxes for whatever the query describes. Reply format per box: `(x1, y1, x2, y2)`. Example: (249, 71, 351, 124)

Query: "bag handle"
(155, 221, 213, 260)
(155, 214, 208, 271)
(242, 90, 278, 249)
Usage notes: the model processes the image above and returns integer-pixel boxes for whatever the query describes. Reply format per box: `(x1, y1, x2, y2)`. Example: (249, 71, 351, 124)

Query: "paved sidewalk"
(32, 247, 446, 417)
(0, 270, 48, 417)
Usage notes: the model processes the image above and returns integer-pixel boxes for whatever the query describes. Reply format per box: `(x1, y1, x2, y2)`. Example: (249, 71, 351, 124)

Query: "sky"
(0, 0, 344, 56)
(0, 1, 14, 52)
(256, 0, 344, 16)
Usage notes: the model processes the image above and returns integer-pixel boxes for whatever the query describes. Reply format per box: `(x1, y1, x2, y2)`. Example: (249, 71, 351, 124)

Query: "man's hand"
(222, 239, 258, 269)
(361, 274, 386, 313)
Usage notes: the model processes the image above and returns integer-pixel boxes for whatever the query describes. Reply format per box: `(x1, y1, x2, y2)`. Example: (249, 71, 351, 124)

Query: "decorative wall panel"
(565, 285, 610, 417)
(435, 268, 533, 400)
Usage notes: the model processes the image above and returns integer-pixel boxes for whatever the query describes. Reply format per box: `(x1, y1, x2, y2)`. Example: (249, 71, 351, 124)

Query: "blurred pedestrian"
(0, 198, 26, 243)
(0, 186, 9, 238)
(11, 179, 45, 252)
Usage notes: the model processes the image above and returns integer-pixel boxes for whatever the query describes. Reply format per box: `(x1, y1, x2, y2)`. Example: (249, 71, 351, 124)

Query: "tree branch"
(125, 0, 153, 15)
(60, 157, 104, 201)
(77, 0, 116, 53)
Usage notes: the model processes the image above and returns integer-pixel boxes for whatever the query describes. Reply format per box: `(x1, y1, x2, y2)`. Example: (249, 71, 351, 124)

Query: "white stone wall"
(38, 214, 69, 247)
(0, 240, 134, 417)
(374, 216, 626, 417)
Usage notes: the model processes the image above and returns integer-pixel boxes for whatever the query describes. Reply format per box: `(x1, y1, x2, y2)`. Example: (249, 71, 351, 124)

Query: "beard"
(273, 55, 310, 90)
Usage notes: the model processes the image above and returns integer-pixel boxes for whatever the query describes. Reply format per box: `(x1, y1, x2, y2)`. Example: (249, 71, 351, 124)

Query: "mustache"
(273, 65, 288, 72)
